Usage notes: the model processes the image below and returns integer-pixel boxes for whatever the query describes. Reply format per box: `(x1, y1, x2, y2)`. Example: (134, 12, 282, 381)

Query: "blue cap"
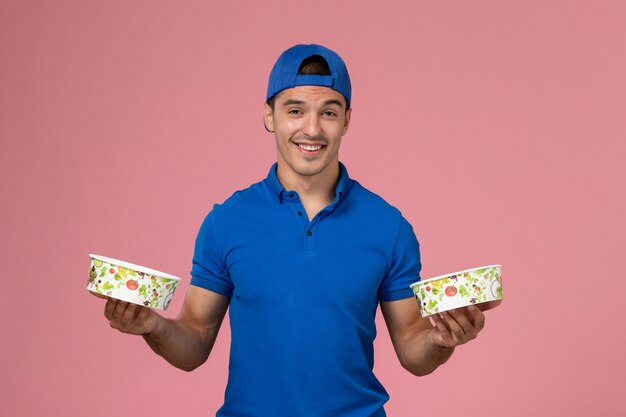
(266, 44, 352, 108)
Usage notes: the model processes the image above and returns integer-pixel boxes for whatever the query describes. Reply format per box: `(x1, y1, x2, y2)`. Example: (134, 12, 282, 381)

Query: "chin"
(293, 166, 324, 177)
(290, 160, 328, 177)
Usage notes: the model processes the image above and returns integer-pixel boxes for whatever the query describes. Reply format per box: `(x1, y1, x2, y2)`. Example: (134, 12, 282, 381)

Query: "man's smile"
(293, 141, 327, 155)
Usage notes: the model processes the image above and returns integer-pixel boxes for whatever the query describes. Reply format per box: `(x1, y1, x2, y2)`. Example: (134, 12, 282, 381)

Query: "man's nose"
(303, 114, 321, 138)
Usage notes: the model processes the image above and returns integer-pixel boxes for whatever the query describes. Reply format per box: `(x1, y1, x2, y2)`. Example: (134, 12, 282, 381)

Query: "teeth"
(298, 144, 322, 151)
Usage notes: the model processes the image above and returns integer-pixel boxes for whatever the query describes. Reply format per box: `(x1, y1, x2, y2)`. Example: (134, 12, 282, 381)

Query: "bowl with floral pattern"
(410, 265, 502, 317)
(87, 254, 181, 310)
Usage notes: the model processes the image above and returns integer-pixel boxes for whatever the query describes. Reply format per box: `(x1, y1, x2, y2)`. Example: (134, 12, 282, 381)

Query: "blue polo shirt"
(191, 162, 421, 417)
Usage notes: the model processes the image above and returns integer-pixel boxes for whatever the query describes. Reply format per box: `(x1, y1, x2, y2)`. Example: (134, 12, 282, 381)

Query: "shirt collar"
(265, 162, 353, 204)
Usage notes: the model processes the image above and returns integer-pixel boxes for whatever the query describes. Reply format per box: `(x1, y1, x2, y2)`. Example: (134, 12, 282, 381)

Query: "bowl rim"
(89, 254, 181, 281)
(410, 264, 502, 288)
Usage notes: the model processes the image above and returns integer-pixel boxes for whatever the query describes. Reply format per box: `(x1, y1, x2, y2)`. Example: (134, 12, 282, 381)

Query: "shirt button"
(289, 193, 294, 198)
(307, 230, 312, 237)
(297, 211, 303, 216)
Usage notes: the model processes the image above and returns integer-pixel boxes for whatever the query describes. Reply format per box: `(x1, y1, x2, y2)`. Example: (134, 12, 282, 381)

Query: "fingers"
(430, 306, 486, 348)
(105, 299, 134, 323)
(468, 305, 486, 332)
(437, 311, 467, 342)
(431, 313, 452, 340)
(447, 309, 473, 339)
(103, 298, 150, 334)
(121, 303, 139, 323)
(104, 298, 119, 321)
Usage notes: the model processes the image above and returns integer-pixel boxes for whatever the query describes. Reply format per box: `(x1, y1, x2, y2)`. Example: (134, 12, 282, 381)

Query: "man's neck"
(276, 162, 340, 219)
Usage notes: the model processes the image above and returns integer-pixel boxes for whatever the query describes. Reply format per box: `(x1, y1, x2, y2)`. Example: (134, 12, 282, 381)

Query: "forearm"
(399, 328, 454, 376)
(143, 316, 219, 372)
(101, 287, 228, 371)
(383, 300, 485, 377)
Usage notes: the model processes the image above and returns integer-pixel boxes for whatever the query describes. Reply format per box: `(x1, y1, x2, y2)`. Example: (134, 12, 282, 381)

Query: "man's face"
(264, 86, 351, 180)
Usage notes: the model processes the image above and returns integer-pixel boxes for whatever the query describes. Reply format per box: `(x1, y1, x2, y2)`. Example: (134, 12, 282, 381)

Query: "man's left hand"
(428, 305, 485, 349)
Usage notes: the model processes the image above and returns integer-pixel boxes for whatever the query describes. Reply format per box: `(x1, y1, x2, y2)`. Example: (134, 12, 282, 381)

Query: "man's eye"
(323, 111, 337, 117)
(288, 109, 302, 115)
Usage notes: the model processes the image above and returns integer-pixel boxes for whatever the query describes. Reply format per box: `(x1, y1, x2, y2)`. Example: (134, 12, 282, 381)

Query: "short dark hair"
(298, 55, 331, 76)
(267, 55, 348, 110)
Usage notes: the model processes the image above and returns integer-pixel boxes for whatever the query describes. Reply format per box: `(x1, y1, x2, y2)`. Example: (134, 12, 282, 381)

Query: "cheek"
(274, 120, 297, 137)
(282, 119, 301, 132)
(328, 127, 346, 142)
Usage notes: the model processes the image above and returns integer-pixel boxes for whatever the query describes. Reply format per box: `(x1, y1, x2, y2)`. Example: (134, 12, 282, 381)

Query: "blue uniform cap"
(266, 44, 352, 108)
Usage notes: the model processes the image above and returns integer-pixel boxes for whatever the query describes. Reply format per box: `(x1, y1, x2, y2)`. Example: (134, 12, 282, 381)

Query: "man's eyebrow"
(281, 99, 345, 108)
(281, 99, 306, 107)
(322, 99, 345, 108)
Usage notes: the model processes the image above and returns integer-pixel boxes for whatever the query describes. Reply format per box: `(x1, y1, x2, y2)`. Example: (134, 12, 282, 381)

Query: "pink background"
(1, 1, 625, 416)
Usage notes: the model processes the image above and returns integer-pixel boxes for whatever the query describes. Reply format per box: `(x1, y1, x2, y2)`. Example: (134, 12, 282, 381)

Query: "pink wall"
(1, 1, 624, 416)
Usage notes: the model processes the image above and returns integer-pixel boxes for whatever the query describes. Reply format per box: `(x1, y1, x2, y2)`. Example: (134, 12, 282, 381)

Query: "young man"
(99, 44, 485, 417)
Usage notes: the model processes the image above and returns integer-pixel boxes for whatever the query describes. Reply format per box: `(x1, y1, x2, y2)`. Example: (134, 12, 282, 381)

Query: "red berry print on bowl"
(126, 280, 139, 290)
(445, 286, 458, 297)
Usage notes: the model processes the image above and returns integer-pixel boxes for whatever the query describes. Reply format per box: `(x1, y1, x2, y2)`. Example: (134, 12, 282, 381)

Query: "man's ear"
(263, 102, 274, 133)
(342, 107, 352, 135)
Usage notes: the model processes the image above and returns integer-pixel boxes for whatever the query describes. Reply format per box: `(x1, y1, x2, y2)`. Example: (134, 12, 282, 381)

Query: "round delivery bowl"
(410, 265, 502, 318)
(87, 254, 181, 310)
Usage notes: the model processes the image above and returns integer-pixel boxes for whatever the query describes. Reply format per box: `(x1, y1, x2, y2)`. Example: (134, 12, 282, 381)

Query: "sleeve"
(190, 207, 234, 298)
(378, 215, 422, 302)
